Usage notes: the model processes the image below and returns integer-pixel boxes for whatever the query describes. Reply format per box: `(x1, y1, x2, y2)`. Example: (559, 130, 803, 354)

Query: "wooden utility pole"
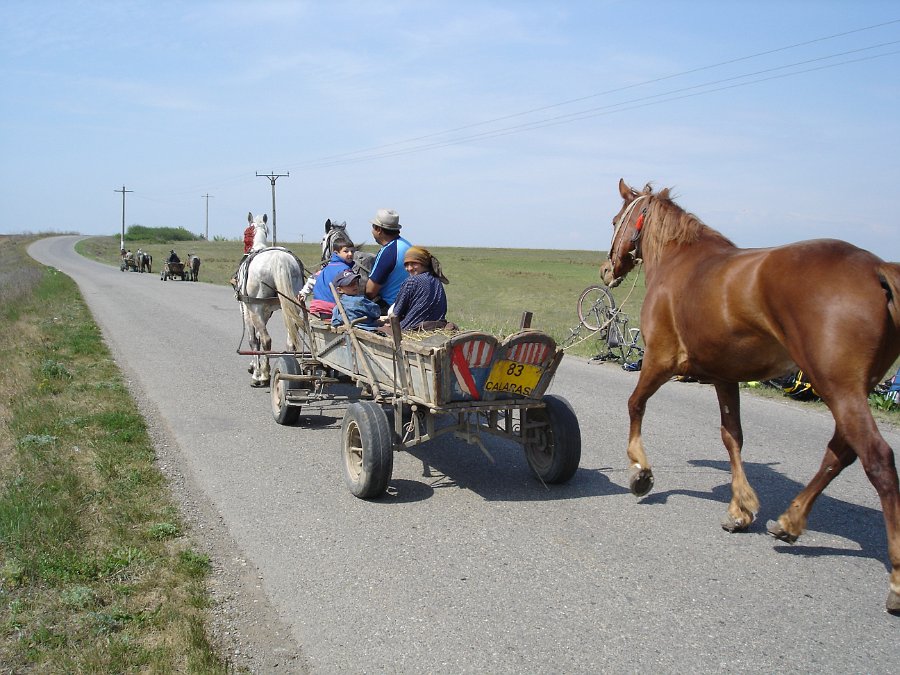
(202, 193, 213, 240)
(256, 170, 288, 245)
(114, 185, 133, 250)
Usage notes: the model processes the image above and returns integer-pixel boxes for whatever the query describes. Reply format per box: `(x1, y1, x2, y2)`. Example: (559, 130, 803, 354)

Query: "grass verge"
(0, 235, 229, 672)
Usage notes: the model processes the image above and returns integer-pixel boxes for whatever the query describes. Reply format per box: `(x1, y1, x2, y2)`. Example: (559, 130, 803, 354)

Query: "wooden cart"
(254, 297, 581, 499)
(160, 261, 186, 281)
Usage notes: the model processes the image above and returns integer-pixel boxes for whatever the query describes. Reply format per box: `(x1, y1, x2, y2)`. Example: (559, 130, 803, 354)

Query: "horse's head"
(248, 212, 269, 249)
(605, 178, 652, 285)
(321, 219, 348, 262)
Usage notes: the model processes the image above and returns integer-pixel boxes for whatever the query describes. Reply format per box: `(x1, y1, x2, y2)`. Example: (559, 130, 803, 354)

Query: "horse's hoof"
(720, 514, 750, 533)
(766, 519, 798, 543)
(251, 380, 267, 388)
(629, 468, 654, 497)
(887, 590, 900, 615)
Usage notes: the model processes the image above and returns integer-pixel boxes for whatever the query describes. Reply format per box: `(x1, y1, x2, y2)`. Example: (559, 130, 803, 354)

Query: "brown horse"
(602, 178, 900, 614)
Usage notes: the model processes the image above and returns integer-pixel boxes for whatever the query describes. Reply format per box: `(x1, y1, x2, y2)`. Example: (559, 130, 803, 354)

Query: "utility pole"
(256, 170, 288, 245)
(202, 193, 213, 240)
(114, 185, 133, 251)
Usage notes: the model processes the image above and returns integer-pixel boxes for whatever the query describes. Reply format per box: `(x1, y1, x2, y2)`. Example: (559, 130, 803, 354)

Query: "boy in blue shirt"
(332, 270, 383, 331)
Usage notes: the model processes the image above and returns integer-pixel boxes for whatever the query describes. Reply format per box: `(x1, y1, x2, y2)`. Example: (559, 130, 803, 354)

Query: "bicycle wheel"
(577, 285, 617, 331)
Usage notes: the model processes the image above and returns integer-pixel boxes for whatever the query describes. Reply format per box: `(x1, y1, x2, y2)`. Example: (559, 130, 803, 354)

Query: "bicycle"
(562, 284, 644, 368)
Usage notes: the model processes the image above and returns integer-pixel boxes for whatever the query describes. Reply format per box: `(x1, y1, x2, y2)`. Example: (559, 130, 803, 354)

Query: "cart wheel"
(270, 356, 302, 425)
(341, 401, 393, 499)
(523, 394, 581, 484)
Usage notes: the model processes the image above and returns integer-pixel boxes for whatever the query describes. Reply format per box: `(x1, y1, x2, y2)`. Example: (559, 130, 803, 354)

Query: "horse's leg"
(767, 429, 855, 541)
(714, 382, 759, 532)
(771, 396, 900, 613)
(250, 306, 274, 387)
(625, 367, 671, 496)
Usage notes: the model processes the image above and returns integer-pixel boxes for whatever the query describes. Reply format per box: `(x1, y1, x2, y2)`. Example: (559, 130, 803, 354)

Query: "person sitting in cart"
(300, 234, 355, 316)
(390, 246, 455, 331)
(331, 269, 383, 331)
(167, 249, 180, 264)
(124, 249, 134, 262)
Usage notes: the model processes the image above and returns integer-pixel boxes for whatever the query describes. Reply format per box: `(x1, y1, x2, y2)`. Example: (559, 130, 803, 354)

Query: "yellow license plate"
(485, 359, 543, 397)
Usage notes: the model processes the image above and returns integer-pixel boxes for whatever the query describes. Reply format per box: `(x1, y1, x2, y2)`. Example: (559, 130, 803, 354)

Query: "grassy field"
(0, 236, 229, 671)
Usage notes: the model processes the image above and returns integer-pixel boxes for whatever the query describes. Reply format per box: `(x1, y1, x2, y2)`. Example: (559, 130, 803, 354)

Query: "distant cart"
(245, 295, 582, 499)
(160, 261, 186, 281)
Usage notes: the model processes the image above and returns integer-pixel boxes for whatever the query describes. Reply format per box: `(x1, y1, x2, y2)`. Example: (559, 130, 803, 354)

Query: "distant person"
(365, 208, 411, 311)
(124, 249, 134, 262)
(391, 246, 454, 331)
(331, 270, 382, 331)
(167, 249, 180, 264)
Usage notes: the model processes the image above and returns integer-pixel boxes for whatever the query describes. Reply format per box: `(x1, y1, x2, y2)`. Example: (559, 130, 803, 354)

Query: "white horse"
(236, 213, 306, 387)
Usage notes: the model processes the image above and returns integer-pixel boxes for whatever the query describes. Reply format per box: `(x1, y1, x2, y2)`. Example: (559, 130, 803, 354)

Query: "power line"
(296, 45, 900, 170)
(279, 19, 900, 172)
(114, 185, 133, 250)
(202, 194, 213, 240)
(256, 171, 289, 245)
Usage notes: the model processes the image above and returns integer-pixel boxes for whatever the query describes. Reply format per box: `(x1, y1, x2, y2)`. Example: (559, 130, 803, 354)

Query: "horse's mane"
(634, 184, 735, 265)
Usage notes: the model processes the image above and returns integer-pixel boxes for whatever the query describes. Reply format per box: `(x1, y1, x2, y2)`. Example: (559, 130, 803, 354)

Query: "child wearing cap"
(331, 269, 383, 331)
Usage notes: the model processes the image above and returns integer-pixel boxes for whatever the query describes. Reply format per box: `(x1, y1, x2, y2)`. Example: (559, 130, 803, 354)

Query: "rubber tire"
(341, 401, 393, 499)
(577, 285, 616, 332)
(523, 394, 581, 484)
(270, 357, 302, 425)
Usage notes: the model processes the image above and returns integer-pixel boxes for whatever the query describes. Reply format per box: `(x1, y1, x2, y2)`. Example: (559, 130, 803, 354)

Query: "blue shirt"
(369, 236, 411, 305)
(392, 273, 447, 330)
(312, 253, 352, 303)
(331, 294, 382, 330)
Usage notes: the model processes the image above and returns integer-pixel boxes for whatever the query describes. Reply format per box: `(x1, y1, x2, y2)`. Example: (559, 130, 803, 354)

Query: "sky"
(1, 1, 899, 259)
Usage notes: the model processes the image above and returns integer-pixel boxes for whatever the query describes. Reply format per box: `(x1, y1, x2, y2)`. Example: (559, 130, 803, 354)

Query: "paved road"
(29, 237, 900, 673)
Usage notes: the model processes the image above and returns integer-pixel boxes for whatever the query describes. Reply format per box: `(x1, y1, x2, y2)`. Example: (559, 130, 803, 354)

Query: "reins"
(609, 194, 648, 268)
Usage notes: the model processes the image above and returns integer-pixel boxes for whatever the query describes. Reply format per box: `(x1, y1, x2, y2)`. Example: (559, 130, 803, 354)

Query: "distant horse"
(185, 253, 201, 282)
(136, 249, 152, 273)
(234, 213, 306, 387)
(602, 178, 900, 614)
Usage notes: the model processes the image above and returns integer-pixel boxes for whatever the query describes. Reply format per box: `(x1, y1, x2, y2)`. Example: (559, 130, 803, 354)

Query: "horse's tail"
(879, 262, 900, 331)
(274, 255, 305, 350)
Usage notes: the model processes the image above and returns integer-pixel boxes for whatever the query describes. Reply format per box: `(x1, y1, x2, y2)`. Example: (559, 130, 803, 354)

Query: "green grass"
(0, 235, 230, 672)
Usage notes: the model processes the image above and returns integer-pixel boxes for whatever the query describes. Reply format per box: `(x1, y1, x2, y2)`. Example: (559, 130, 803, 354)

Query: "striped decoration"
(451, 339, 496, 400)
(460, 339, 495, 368)
(506, 341, 550, 366)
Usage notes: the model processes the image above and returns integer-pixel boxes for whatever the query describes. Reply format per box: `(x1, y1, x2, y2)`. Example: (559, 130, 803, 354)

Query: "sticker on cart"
(485, 359, 542, 397)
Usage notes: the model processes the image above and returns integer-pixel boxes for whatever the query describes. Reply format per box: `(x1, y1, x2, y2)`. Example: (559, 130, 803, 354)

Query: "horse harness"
(233, 246, 305, 304)
(610, 194, 649, 267)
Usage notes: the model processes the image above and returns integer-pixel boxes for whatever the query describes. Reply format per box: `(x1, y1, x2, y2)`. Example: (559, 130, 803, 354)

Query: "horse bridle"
(609, 195, 649, 269)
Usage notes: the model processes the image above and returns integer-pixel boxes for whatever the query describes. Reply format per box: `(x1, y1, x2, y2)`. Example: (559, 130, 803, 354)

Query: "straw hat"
(371, 208, 401, 231)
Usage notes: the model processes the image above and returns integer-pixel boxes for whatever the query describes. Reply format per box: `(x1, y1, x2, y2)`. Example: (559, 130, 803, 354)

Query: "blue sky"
(2, 1, 899, 259)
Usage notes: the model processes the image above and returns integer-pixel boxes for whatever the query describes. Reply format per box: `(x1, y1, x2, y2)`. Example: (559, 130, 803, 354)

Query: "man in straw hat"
(365, 208, 412, 311)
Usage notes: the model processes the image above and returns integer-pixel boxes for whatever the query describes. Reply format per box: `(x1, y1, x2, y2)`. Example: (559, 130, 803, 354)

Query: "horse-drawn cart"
(160, 261, 186, 281)
(251, 297, 581, 499)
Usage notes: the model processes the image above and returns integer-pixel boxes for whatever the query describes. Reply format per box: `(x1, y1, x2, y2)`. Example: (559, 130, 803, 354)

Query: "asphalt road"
(29, 236, 900, 673)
